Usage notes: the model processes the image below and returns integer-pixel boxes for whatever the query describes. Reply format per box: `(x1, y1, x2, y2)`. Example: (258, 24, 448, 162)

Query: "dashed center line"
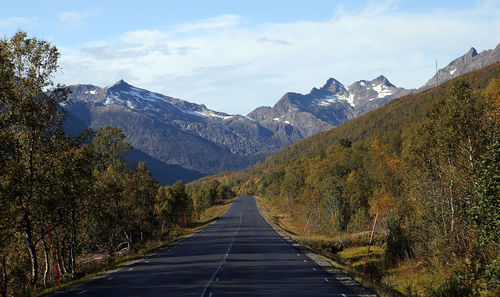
(107, 277, 113, 280)
(77, 290, 87, 295)
(303, 260, 307, 262)
(323, 278, 329, 282)
(128, 267, 134, 271)
(313, 268, 317, 271)
(200, 213, 243, 297)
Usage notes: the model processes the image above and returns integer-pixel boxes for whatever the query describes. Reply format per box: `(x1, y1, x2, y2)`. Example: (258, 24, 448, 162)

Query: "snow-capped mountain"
(247, 75, 411, 139)
(68, 79, 235, 121)
(65, 80, 282, 178)
(64, 42, 500, 182)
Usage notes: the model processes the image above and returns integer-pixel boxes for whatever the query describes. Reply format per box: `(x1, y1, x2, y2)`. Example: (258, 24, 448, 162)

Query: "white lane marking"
(216, 277, 218, 282)
(303, 260, 307, 262)
(324, 278, 329, 282)
(77, 291, 87, 295)
(200, 213, 243, 297)
(107, 277, 113, 280)
(313, 268, 317, 271)
(342, 294, 346, 297)
(145, 260, 150, 263)
(209, 292, 213, 297)
(297, 254, 300, 256)
(128, 267, 134, 271)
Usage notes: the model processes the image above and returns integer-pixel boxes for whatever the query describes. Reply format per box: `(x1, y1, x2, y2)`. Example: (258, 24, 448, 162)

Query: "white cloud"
(0, 17, 37, 29)
(56, 2, 500, 115)
(57, 9, 101, 24)
(175, 14, 241, 33)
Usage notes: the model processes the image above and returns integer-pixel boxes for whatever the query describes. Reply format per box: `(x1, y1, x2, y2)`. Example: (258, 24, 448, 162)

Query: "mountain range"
(64, 42, 500, 184)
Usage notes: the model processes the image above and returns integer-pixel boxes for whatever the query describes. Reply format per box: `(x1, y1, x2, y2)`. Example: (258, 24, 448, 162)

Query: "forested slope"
(210, 63, 500, 296)
(263, 62, 500, 167)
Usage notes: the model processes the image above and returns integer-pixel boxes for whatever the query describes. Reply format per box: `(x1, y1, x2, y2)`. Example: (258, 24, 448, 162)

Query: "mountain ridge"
(63, 42, 500, 183)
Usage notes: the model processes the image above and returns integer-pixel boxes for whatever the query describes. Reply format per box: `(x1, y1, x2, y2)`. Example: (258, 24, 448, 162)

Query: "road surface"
(51, 196, 355, 296)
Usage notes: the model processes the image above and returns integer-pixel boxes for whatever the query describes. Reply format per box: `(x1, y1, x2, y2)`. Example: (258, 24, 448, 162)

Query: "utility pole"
(47, 224, 61, 290)
(435, 58, 438, 87)
(362, 213, 379, 286)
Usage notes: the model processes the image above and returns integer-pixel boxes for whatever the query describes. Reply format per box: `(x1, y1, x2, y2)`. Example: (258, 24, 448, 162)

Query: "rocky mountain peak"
(110, 79, 133, 90)
(309, 77, 349, 98)
(466, 47, 478, 58)
(321, 77, 345, 92)
(370, 75, 395, 87)
(421, 43, 500, 91)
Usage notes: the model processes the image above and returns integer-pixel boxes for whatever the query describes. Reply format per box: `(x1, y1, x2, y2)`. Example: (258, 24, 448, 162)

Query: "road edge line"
(254, 196, 378, 297)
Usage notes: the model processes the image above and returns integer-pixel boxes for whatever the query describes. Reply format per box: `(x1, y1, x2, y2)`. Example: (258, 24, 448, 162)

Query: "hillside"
(204, 62, 500, 296)
(261, 62, 500, 168)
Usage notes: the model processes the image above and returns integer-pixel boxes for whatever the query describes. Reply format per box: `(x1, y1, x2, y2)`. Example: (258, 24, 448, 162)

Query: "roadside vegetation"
(0, 32, 235, 297)
(215, 63, 500, 296)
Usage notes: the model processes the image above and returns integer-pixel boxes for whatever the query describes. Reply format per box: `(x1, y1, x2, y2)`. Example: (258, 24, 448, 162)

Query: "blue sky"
(2, 0, 500, 114)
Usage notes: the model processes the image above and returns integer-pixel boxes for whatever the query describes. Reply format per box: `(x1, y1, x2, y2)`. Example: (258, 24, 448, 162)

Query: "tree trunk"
(1, 256, 7, 297)
(41, 236, 50, 286)
(70, 209, 77, 277)
(302, 212, 313, 235)
(55, 241, 64, 275)
(24, 213, 38, 286)
(60, 239, 68, 275)
(124, 231, 132, 251)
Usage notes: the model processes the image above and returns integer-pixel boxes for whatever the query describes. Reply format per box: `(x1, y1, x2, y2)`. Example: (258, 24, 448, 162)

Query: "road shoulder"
(254, 196, 378, 297)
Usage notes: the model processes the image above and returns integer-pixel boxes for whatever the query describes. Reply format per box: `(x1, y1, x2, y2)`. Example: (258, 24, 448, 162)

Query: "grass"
(255, 196, 405, 297)
(255, 196, 470, 297)
(36, 197, 235, 296)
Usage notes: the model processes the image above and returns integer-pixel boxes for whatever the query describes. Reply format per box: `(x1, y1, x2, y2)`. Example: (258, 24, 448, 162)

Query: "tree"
(89, 127, 132, 256)
(468, 79, 500, 246)
(402, 80, 488, 261)
(122, 162, 158, 248)
(49, 133, 94, 277)
(155, 181, 192, 231)
(0, 31, 69, 286)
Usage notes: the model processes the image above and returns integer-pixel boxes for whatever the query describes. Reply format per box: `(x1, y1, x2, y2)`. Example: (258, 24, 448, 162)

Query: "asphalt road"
(51, 196, 355, 297)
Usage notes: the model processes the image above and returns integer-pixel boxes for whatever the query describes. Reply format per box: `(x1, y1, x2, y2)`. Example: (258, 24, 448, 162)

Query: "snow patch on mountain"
(126, 101, 135, 109)
(372, 83, 393, 98)
(313, 94, 354, 107)
(182, 109, 207, 118)
(201, 110, 234, 120)
(104, 97, 115, 105)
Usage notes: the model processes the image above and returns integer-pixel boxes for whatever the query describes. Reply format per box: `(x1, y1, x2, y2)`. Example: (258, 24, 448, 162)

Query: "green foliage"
(92, 126, 133, 171)
(385, 211, 411, 265)
(156, 181, 192, 228)
(470, 130, 500, 246)
(187, 179, 235, 218)
(223, 64, 500, 296)
(0, 32, 223, 296)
